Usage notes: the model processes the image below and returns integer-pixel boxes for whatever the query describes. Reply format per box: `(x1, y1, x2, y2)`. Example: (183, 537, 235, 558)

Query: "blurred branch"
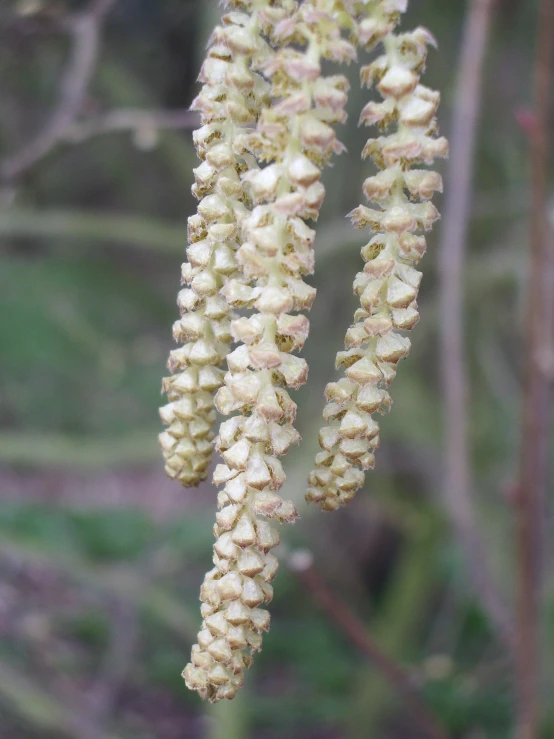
(0, 1, 197, 182)
(437, 0, 514, 652)
(87, 0, 118, 18)
(0, 208, 185, 253)
(207, 692, 250, 739)
(472, 187, 529, 219)
(87, 600, 139, 724)
(64, 108, 198, 143)
(0, 0, 117, 182)
(515, 0, 554, 735)
(0, 530, 199, 737)
(0, 660, 71, 733)
(346, 514, 444, 737)
(289, 551, 449, 739)
(0, 658, 123, 739)
(0, 12, 63, 39)
(0, 527, 199, 735)
(0, 535, 198, 642)
(93, 58, 199, 191)
(0, 431, 160, 468)
(0, 203, 519, 260)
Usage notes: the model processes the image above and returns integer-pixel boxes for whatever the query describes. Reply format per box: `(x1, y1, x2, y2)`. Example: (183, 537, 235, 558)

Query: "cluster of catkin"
(160, 0, 446, 703)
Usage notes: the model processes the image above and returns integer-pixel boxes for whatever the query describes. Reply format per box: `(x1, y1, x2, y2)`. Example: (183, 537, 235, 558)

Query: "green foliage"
(61, 609, 111, 648)
(0, 504, 155, 562)
(425, 676, 512, 737)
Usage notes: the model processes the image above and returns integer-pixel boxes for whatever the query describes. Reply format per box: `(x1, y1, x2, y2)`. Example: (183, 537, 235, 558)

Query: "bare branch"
(0, 430, 160, 468)
(437, 0, 515, 652)
(289, 551, 449, 739)
(0, 538, 198, 643)
(0, 208, 186, 252)
(0, 0, 116, 182)
(64, 108, 199, 143)
(87, 601, 139, 723)
(515, 0, 554, 735)
(0, 658, 124, 739)
(88, 0, 118, 19)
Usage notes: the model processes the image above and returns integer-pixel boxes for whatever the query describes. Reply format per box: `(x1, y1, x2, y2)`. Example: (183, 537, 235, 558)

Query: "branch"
(288, 551, 449, 739)
(0, 536, 198, 643)
(0, 431, 160, 468)
(0, 0, 116, 182)
(64, 108, 198, 143)
(0, 534, 198, 737)
(0, 208, 186, 253)
(0, 658, 123, 739)
(515, 0, 554, 735)
(0, 14, 63, 40)
(87, 601, 139, 723)
(88, 0, 118, 19)
(437, 0, 514, 651)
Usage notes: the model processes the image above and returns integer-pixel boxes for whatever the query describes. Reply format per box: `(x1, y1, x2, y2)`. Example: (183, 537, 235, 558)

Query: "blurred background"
(0, 0, 552, 737)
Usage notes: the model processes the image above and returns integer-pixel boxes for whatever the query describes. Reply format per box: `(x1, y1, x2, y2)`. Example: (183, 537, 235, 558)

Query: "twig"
(0, 658, 123, 739)
(88, 601, 139, 723)
(0, 534, 196, 738)
(0, 431, 160, 468)
(88, 0, 118, 19)
(0, 14, 63, 40)
(0, 0, 116, 182)
(289, 551, 449, 739)
(0, 208, 186, 253)
(207, 691, 250, 739)
(64, 108, 198, 143)
(515, 0, 553, 735)
(0, 536, 198, 643)
(437, 0, 514, 651)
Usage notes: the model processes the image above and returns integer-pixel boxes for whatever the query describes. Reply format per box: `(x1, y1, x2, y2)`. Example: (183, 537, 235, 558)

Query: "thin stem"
(0, 208, 186, 253)
(516, 0, 553, 735)
(0, 431, 159, 468)
(87, 600, 139, 724)
(0, 0, 116, 182)
(207, 691, 250, 739)
(289, 552, 449, 739)
(438, 0, 514, 651)
(0, 658, 124, 739)
(0, 537, 198, 642)
(64, 108, 198, 143)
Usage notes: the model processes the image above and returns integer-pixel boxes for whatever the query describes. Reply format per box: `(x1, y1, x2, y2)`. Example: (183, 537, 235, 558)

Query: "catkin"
(159, 1, 283, 487)
(183, 0, 358, 703)
(306, 0, 448, 511)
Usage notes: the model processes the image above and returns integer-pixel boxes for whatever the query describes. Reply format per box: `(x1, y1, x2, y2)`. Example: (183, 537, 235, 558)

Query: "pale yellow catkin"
(183, 0, 360, 703)
(158, 1, 280, 487)
(306, 0, 448, 511)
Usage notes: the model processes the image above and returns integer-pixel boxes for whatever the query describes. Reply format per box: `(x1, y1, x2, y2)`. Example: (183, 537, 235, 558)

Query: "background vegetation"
(0, 0, 552, 737)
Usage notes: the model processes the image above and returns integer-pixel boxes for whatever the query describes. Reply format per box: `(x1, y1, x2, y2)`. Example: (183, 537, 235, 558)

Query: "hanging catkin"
(306, 1, 448, 511)
(159, 2, 283, 487)
(183, 0, 359, 703)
